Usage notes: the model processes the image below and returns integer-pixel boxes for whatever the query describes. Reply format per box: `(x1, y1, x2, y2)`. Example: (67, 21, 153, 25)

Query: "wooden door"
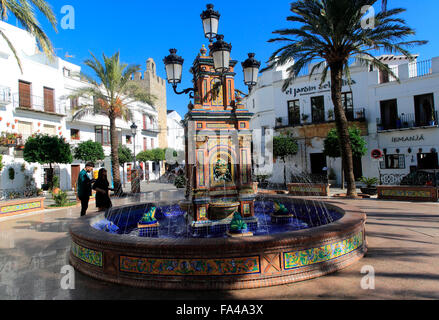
(19, 80, 31, 108)
(44, 87, 55, 112)
(71, 165, 80, 190)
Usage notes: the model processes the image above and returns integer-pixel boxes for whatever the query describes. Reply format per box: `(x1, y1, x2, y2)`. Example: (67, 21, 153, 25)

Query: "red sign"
(371, 149, 383, 160)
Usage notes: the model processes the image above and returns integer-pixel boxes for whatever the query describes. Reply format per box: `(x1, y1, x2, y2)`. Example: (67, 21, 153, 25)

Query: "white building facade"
(166, 110, 185, 152)
(0, 21, 162, 193)
(247, 54, 439, 186)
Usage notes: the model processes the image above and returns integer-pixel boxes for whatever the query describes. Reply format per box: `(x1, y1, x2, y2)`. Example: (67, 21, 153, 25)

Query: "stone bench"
(0, 197, 45, 218)
(288, 183, 330, 197)
(377, 186, 438, 202)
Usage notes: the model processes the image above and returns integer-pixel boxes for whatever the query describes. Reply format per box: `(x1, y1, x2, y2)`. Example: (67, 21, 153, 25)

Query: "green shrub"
(359, 177, 379, 187)
(53, 190, 68, 207)
(52, 175, 60, 190)
(174, 175, 186, 189)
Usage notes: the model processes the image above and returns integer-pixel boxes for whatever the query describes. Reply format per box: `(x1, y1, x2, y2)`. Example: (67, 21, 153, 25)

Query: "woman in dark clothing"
(93, 168, 113, 211)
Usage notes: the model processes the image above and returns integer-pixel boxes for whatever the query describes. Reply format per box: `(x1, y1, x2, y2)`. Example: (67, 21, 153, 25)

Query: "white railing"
(409, 59, 432, 78)
(12, 93, 66, 115)
(142, 123, 160, 133)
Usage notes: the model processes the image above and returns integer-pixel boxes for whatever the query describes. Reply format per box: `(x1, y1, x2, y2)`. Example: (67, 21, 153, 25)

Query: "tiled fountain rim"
(69, 195, 366, 250)
(69, 195, 366, 290)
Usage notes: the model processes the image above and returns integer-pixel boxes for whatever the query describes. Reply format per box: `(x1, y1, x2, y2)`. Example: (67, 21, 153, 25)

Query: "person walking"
(77, 162, 94, 217)
(93, 168, 113, 212)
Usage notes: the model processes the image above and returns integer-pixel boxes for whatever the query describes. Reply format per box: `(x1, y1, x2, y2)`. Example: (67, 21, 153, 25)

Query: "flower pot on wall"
(360, 187, 378, 196)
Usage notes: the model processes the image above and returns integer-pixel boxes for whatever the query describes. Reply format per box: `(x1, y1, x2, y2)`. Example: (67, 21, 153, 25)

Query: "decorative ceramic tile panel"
(120, 255, 260, 276)
(289, 186, 323, 194)
(71, 242, 103, 267)
(0, 200, 42, 214)
(284, 232, 363, 270)
(381, 190, 431, 198)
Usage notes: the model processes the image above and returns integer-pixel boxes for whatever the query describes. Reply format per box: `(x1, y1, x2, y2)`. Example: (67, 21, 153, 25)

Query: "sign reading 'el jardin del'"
(286, 79, 357, 97)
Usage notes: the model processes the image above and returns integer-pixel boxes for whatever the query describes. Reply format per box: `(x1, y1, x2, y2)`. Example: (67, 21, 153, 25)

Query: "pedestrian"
(77, 162, 94, 217)
(145, 169, 150, 184)
(93, 168, 113, 212)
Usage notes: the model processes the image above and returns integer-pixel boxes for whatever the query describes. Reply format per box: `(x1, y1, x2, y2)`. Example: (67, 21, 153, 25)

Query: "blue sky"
(8, 0, 439, 117)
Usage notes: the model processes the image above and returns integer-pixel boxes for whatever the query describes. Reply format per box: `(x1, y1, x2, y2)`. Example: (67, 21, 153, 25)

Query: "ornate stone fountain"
(180, 44, 258, 235)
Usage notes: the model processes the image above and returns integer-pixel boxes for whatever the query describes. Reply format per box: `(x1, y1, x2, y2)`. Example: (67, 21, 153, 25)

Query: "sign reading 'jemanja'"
(286, 79, 356, 97)
(392, 135, 425, 143)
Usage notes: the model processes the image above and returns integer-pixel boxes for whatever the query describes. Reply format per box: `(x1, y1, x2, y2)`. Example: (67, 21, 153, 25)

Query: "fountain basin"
(208, 201, 240, 221)
(69, 195, 367, 290)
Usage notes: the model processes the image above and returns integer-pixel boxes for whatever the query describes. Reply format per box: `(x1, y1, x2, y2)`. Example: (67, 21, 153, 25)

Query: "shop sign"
(286, 79, 356, 97)
(391, 135, 425, 143)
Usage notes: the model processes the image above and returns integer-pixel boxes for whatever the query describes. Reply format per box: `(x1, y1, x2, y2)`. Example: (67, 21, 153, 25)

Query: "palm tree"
(264, 0, 426, 197)
(0, 0, 57, 72)
(69, 52, 156, 195)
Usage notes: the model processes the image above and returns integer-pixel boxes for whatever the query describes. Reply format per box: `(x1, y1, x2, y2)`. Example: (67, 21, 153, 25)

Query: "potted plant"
(328, 168, 337, 186)
(327, 109, 334, 121)
(174, 175, 186, 189)
(430, 109, 436, 126)
(276, 117, 283, 126)
(254, 174, 271, 189)
(51, 175, 61, 195)
(301, 114, 309, 124)
(359, 176, 379, 196)
(356, 109, 364, 119)
(377, 122, 383, 131)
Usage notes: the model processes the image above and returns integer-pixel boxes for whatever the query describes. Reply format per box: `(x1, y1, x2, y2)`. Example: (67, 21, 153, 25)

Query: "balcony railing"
(142, 124, 160, 134)
(276, 108, 366, 129)
(13, 93, 66, 115)
(0, 86, 11, 105)
(409, 59, 432, 78)
(377, 111, 439, 131)
(379, 59, 433, 84)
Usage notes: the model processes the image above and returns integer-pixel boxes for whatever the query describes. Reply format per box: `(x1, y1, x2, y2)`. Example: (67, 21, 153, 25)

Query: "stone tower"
(133, 58, 168, 149)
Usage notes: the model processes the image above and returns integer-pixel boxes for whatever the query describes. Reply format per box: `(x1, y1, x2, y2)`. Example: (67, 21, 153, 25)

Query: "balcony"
(377, 111, 439, 132)
(379, 59, 434, 84)
(142, 124, 160, 134)
(275, 108, 366, 129)
(0, 86, 11, 106)
(13, 94, 66, 116)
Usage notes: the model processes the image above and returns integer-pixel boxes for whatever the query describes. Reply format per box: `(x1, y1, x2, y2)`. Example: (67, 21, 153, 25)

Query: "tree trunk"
(49, 163, 54, 190)
(283, 158, 287, 190)
(330, 62, 357, 197)
(109, 114, 122, 195)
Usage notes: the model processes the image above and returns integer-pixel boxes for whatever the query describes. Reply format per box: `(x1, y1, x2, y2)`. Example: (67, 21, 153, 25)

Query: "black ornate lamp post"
(242, 53, 261, 93)
(163, 49, 195, 98)
(130, 122, 138, 167)
(163, 4, 260, 95)
(130, 122, 140, 194)
(210, 34, 232, 74)
(201, 4, 220, 42)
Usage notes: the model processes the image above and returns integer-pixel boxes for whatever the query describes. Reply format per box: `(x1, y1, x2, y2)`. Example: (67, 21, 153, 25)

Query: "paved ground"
(0, 183, 438, 300)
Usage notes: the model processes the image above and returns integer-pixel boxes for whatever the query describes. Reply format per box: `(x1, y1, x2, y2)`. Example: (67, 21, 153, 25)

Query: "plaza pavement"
(0, 183, 438, 300)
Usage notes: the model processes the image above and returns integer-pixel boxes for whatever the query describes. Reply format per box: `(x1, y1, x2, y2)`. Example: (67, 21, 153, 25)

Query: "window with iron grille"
(380, 154, 405, 169)
(288, 100, 300, 126)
